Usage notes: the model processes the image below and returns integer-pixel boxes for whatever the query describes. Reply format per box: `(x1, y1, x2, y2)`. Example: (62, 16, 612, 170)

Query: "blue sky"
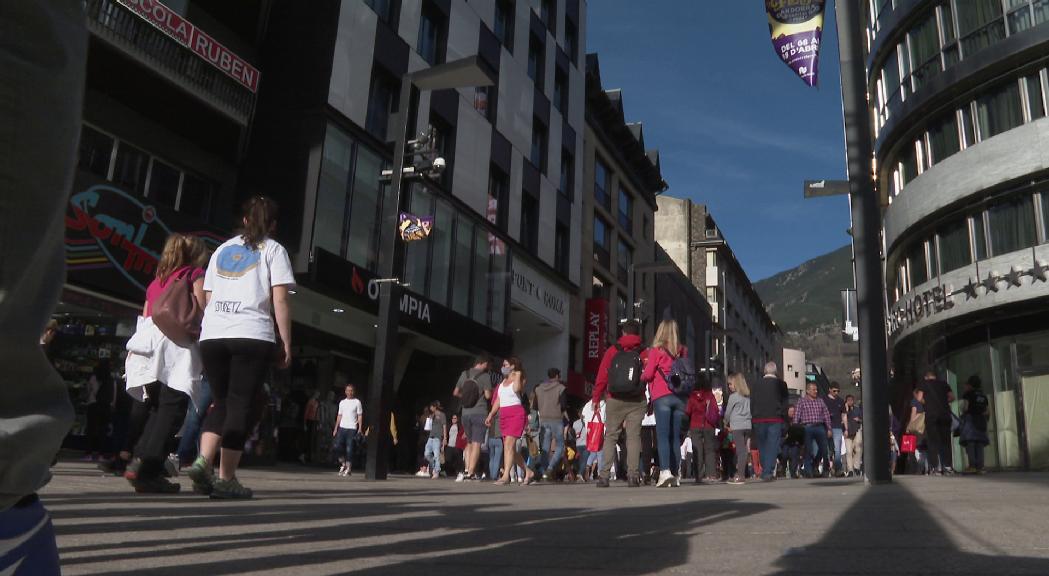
(587, 1, 853, 281)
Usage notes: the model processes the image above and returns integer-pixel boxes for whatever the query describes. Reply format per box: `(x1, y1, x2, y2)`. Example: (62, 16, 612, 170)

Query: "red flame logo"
(351, 267, 365, 295)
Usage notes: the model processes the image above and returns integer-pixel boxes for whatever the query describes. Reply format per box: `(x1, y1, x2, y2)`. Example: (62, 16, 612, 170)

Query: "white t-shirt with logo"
(338, 398, 363, 430)
(200, 236, 296, 343)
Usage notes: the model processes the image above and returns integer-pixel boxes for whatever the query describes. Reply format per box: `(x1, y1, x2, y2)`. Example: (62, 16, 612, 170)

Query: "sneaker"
(656, 470, 674, 488)
(628, 474, 641, 487)
(673, 475, 681, 487)
(455, 472, 465, 482)
(595, 477, 610, 488)
(464, 474, 478, 482)
(943, 468, 956, 476)
(186, 456, 214, 495)
(132, 475, 181, 494)
(164, 453, 179, 478)
(123, 458, 142, 483)
(542, 473, 550, 482)
(210, 477, 253, 499)
(338, 464, 348, 476)
(415, 470, 429, 478)
(430, 472, 439, 479)
(728, 476, 745, 485)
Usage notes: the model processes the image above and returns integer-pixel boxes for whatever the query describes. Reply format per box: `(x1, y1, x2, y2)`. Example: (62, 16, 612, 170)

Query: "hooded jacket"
(591, 333, 644, 404)
(534, 379, 566, 421)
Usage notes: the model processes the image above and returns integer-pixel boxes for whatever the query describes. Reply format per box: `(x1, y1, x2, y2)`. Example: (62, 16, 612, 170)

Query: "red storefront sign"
(117, 0, 261, 93)
(584, 298, 608, 378)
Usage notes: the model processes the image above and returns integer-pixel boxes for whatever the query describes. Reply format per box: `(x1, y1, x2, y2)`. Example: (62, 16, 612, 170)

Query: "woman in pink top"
(642, 319, 689, 488)
(122, 233, 207, 493)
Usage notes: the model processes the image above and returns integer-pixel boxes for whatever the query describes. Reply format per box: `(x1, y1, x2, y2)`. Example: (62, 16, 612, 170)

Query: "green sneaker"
(186, 456, 214, 495)
(210, 477, 253, 500)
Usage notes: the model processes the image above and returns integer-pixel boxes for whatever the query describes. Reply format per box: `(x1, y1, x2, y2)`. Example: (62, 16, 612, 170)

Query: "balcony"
(85, 0, 256, 125)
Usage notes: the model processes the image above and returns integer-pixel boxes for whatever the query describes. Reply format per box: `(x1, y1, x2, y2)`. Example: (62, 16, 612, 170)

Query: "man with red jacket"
(591, 321, 646, 488)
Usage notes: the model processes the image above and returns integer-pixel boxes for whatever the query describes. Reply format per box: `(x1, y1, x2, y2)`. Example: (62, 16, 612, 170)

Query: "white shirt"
(572, 419, 587, 447)
(338, 398, 363, 430)
(581, 399, 605, 423)
(201, 236, 296, 343)
(497, 380, 522, 408)
(680, 436, 693, 459)
(424, 416, 433, 432)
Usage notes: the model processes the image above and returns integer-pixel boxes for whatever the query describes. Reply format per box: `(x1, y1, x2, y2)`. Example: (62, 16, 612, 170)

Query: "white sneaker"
(656, 469, 674, 487)
(415, 470, 429, 477)
(338, 464, 348, 477)
(455, 472, 465, 482)
(673, 475, 681, 487)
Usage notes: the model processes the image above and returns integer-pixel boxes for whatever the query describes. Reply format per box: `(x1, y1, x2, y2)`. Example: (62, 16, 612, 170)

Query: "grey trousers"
(0, 0, 86, 510)
(600, 396, 645, 480)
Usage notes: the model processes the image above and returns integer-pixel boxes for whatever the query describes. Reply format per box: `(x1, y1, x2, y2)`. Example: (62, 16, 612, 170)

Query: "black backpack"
(661, 352, 697, 397)
(606, 344, 644, 396)
(459, 372, 481, 409)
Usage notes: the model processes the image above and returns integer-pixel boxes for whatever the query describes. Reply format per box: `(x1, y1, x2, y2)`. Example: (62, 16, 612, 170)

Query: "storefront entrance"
(1020, 373, 1049, 469)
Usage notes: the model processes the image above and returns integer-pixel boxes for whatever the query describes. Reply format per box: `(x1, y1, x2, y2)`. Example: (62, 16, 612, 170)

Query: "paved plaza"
(43, 459, 1049, 575)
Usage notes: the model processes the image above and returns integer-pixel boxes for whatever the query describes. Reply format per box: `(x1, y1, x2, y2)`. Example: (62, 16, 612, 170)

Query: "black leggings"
(925, 417, 953, 471)
(134, 383, 189, 479)
(123, 382, 159, 454)
(200, 338, 273, 451)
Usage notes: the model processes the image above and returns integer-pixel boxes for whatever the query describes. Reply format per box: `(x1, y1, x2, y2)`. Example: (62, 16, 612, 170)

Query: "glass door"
(1020, 373, 1049, 469)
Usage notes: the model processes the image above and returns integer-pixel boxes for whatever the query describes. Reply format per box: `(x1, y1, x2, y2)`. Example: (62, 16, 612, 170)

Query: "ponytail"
(241, 196, 279, 250)
(156, 233, 210, 282)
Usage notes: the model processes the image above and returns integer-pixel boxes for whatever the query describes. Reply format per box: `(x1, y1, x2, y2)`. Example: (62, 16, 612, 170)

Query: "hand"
(485, 415, 492, 427)
(278, 341, 293, 369)
(826, 429, 832, 438)
(332, 429, 337, 438)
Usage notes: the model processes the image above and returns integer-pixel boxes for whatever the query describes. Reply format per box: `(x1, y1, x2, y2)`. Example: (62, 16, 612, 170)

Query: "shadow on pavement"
(768, 479, 1049, 575)
(53, 485, 774, 575)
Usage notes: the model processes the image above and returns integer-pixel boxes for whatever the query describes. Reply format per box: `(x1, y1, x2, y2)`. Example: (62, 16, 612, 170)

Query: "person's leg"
(133, 384, 190, 482)
(600, 398, 626, 480)
(488, 437, 503, 480)
(974, 443, 985, 471)
(333, 429, 347, 468)
(623, 401, 644, 481)
(925, 423, 943, 472)
(940, 421, 954, 471)
(198, 340, 232, 466)
(761, 423, 782, 479)
(499, 435, 515, 482)
(345, 430, 357, 473)
(854, 429, 863, 473)
(653, 396, 674, 473)
(546, 423, 564, 477)
(217, 340, 272, 483)
(832, 428, 844, 473)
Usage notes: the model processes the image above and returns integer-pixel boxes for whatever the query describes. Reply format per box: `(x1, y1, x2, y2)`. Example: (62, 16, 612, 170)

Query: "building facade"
(570, 53, 665, 396)
(654, 197, 781, 384)
(60, 0, 268, 448)
(869, 0, 1049, 469)
(245, 0, 586, 465)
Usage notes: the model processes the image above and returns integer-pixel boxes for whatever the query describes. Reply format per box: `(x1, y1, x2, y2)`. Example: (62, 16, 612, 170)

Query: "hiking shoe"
(123, 458, 143, 483)
(595, 477, 610, 488)
(186, 456, 214, 495)
(132, 475, 181, 494)
(656, 470, 674, 487)
(210, 477, 253, 500)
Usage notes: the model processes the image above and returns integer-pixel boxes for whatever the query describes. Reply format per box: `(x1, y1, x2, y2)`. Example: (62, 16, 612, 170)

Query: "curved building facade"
(869, 0, 1049, 469)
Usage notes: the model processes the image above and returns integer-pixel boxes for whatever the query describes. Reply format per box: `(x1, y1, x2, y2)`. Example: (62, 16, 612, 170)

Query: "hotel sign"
(117, 0, 260, 93)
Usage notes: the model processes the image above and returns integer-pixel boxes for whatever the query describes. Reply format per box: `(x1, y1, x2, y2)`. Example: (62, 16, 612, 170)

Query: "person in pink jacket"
(642, 319, 689, 488)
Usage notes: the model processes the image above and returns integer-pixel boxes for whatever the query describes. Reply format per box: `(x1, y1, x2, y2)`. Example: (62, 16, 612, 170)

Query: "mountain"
(754, 244, 853, 333)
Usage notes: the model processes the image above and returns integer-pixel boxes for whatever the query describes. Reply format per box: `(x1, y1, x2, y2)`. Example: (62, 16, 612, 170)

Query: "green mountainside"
(754, 244, 853, 333)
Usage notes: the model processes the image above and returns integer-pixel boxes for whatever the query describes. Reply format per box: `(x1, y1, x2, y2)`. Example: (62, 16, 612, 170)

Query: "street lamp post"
(365, 56, 496, 480)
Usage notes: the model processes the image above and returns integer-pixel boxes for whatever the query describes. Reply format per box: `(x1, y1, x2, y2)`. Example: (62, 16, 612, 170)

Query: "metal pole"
(834, 0, 891, 484)
(365, 78, 415, 480)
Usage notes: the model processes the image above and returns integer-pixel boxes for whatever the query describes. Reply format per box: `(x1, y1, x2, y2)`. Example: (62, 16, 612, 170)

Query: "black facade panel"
(478, 20, 502, 73)
(534, 87, 550, 127)
(523, 159, 540, 197)
(556, 45, 569, 74)
(491, 129, 512, 173)
(430, 88, 459, 126)
(565, 0, 580, 26)
(556, 191, 571, 226)
(562, 121, 575, 149)
(374, 18, 410, 78)
(530, 10, 546, 40)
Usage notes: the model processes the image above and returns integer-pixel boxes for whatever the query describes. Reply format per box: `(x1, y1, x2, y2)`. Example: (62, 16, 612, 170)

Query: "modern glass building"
(869, 0, 1049, 469)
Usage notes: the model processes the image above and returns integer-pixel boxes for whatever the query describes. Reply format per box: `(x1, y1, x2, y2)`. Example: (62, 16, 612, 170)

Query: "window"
(452, 217, 473, 315)
(489, 240, 508, 332)
(956, 0, 1005, 57)
(429, 118, 454, 187)
(472, 230, 491, 324)
(404, 186, 434, 295)
(429, 199, 454, 306)
(617, 294, 629, 322)
(78, 125, 114, 178)
(938, 218, 971, 273)
(642, 215, 650, 241)
(315, 125, 385, 268)
(540, 0, 555, 32)
(881, 46, 903, 113)
(928, 111, 960, 165)
(617, 238, 631, 284)
(531, 118, 547, 173)
(112, 142, 149, 195)
(418, 2, 444, 65)
(1037, 0, 1049, 26)
(520, 194, 539, 255)
(365, 0, 396, 25)
(553, 66, 568, 112)
(556, 148, 573, 200)
(148, 159, 180, 208)
(487, 165, 509, 231)
(565, 20, 578, 65)
(179, 175, 213, 222)
(494, 0, 514, 51)
(900, 140, 918, 186)
(976, 80, 1023, 140)
(908, 11, 942, 91)
(315, 127, 353, 257)
(594, 157, 611, 210)
(593, 217, 609, 267)
(1026, 72, 1046, 121)
(941, 3, 960, 67)
(348, 144, 385, 269)
(988, 195, 1037, 255)
(366, 71, 397, 141)
(618, 188, 633, 231)
(973, 213, 989, 260)
(555, 224, 569, 275)
(908, 241, 928, 287)
(473, 85, 496, 122)
(528, 33, 544, 90)
(1007, 0, 1035, 34)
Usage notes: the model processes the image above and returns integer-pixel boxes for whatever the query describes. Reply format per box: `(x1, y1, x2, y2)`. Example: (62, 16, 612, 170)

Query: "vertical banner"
(584, 298, 608, 379)
(765, 0, 826, 87)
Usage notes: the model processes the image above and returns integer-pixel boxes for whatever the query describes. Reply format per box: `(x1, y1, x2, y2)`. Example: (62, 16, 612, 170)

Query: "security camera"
(432, 157, 446, 172)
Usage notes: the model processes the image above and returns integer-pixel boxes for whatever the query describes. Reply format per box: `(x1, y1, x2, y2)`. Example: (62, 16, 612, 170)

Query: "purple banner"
(398, 212, 434, 243)
(766, 0, 826, 87)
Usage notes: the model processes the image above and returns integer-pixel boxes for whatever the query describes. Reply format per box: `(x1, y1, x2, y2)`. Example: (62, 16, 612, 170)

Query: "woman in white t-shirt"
(187, 197, 296, 499)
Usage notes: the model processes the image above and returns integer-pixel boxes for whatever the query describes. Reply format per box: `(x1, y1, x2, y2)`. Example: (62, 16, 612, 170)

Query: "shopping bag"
(586, 414, 604, 452)
(900, 434, 917, 454)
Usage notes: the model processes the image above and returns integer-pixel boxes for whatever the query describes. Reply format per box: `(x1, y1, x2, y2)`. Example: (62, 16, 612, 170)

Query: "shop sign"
(510, 257, 567, 330)
(116, 0, 260, 92)
(888, 285, 954, 336)
(350, 266, 431, 324)
(584, 298, 608, 378)
(65, 174, 225, 301)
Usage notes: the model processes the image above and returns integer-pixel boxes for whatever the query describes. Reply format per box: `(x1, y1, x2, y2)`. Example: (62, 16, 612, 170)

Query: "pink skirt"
(499, 404, 527, 438)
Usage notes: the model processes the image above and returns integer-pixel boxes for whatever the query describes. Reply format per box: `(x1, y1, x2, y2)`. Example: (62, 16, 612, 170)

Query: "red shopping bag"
(586, 413, 605, 452)
(900, 434, 917, 454)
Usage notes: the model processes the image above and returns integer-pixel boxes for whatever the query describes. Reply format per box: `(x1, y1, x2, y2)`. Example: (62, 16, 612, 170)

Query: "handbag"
(586, 413, 605, 453)
(151, 267, 202, 347)
(900, 434, 917, 453)
(905, 412, 926, 435)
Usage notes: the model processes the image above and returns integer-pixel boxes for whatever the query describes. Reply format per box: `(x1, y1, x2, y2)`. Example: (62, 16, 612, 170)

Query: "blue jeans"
(487, 436, 503, 480)
(830, 428, 844, 471)
(782, 444, 802, 477)
(334, 428, 359, 467)
(177, 377, 212, 464)
(654, 394, 687, 472)
(753, 422, 783, 479)
(802, 424, 829, 476)
(424, 437, 442, 476)
(576, 445, 589, 476)
(538, 420, 564, 475)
